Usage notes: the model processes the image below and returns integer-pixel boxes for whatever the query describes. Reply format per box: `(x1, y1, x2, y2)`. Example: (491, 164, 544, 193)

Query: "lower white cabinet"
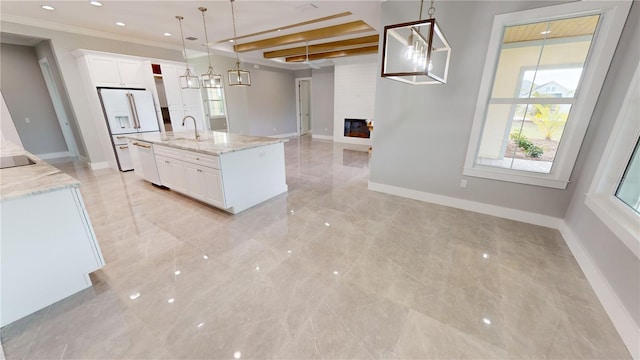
(1, 187, 105, 326)
(156, 154, 188, 194)
(184, 161, 225, 208)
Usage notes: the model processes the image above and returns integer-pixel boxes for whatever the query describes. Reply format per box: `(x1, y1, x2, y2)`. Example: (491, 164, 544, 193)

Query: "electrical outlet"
(460, 179, 468, 189)
(25, 117, 31, 123)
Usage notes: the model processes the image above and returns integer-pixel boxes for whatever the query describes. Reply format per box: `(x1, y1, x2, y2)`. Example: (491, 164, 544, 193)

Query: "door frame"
(39, 57, 79, 156)
(295, 77, 312, 136)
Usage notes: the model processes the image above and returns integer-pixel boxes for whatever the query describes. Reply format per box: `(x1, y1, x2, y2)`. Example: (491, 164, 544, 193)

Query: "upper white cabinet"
(87, 55, 146, 88)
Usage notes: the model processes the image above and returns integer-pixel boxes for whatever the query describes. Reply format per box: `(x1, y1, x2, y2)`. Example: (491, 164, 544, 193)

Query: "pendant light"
(175, 15, 200, 89)
(199, 7, 222, 88)
(381, 0, 451, 85)
(227, 0, 251, 86)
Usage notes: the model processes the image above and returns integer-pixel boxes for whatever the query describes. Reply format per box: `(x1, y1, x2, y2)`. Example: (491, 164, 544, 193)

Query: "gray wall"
(0, 43, 67, 155)
(34, 39, 87, 157)
(247, 65, 297, 136)
(563, 2, 640, 326)
(370, 0, 577, 218)
(311, 67, 335, 137)
(1, 21, 183, 166)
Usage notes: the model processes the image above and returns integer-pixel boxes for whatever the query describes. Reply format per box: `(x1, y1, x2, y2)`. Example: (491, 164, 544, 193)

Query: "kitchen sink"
(0, 155, 36, 169)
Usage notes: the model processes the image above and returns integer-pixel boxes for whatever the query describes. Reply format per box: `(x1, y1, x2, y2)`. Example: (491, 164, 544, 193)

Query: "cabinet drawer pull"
(197, 169, 202, 173)
(119, 145, 128, 149)
(133, 142, 151, 149)
(116, 136, 125, 139)
(164, 160, 170, 164)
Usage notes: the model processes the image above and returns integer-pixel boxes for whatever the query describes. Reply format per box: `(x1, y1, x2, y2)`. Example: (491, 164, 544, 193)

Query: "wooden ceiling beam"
(217, 11, 352, 44)
(234, 21, 374, 53)
(263, 35, 379, 59)
(285, 45, 379, 62)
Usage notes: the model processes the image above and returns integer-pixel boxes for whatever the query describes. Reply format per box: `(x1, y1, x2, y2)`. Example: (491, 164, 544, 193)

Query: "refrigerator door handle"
(126, 93, 140, 129)
(131, 94, 141, 129)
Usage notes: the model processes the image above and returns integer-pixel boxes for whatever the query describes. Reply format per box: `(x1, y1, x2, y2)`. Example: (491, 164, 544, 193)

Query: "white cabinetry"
(183, 152, 225, 208)
(129, 140, 160, 184)
(160, 63, 206, 132)
(87, 55, 146, 88)
(154, 145, 187, 194)
(1, 187, 105, 326)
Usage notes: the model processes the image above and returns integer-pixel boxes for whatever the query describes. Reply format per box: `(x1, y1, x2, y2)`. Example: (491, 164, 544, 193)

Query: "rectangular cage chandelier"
(381, 0, 451, 85)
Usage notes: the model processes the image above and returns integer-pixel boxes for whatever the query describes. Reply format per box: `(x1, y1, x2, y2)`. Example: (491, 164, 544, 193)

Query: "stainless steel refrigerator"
(98, 88, 160, 171)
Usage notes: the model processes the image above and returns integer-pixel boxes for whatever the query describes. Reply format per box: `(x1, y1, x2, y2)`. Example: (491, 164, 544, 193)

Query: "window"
(463, 1, 631, 189)
(586, 63, 639, 259)
(204, 86, 228, 132)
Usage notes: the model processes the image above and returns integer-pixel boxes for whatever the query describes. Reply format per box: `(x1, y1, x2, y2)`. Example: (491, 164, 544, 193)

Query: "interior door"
(299, 80, 311, 135)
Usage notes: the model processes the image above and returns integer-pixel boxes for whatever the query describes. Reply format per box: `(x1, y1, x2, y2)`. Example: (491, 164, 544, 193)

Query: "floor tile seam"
(22, 305, 52, 359)
(320, 302, 377, 360)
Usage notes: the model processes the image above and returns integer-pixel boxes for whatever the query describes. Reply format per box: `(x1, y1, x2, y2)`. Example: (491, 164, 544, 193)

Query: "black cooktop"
(0, 155, 36, 169)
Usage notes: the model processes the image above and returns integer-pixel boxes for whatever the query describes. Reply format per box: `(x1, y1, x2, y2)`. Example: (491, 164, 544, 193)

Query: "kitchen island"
(0, 142, 105, 327)
(125, 131, 288, 214)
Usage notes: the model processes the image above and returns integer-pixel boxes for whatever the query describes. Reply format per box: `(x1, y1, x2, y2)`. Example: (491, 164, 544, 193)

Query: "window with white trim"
(204, 86, 228, 131)
(586, 63, 640, 258)
(463, 1, 631, 189)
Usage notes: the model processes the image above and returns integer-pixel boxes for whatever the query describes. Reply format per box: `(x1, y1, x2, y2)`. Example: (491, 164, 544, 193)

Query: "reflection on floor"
(1, 136, 630, 359)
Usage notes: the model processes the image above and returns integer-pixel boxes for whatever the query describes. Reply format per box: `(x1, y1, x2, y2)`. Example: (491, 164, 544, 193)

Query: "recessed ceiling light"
(41, 5, 55, 11)
(163, 32, 172, 37)
(90, 1, 102, 6)
(229, 39, 234, 43)
(116, 22, 126, 27)
(540, 30, 551, 35)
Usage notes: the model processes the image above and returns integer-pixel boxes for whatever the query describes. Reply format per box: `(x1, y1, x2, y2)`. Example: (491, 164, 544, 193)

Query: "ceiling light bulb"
(229, 39, 235, 43)
(41, 5, 55, 10)
(116, 22, 126, 27)
(90, 1, 103, 6)
(540, 30, 551, 35)
(163, 32, 172, 37)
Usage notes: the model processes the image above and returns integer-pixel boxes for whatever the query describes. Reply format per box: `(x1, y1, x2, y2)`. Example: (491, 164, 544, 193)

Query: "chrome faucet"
(182, 115, 200, 139)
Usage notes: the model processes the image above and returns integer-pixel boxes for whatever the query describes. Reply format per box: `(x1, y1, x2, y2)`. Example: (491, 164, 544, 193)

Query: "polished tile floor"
(1, 136, 631, 359)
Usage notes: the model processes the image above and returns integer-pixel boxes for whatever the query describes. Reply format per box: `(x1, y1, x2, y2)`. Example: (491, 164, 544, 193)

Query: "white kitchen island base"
(1, 187, 105, 327)
(127, 132, 288, 214)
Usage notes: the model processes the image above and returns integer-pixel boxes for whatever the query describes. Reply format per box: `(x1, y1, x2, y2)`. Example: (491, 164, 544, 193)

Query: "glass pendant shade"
(381, 18, 451, 85)
(228, 66, 251, 86)
(202, 68, 223, 88)
(180, 67, 200, 89)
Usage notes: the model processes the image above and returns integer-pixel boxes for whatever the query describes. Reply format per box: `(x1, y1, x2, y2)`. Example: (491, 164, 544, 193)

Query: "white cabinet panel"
(202, 166, 225, 207)
(88, 57, 121, 87)
(129, 140, 160, 184)
(184, 162, 207, 200)
(160, 64, 182, 107)
(88, 56, 145, 88)
(156, 154, 187, 194)
(1, 187, 104, 326)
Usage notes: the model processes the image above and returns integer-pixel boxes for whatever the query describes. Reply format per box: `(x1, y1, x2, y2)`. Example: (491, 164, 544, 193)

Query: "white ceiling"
(0, 1, 382, 69)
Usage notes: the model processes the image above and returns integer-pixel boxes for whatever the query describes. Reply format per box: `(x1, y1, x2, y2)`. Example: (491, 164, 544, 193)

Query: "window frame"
(586, 63, 640, 259)
(463, 1, 632, 189)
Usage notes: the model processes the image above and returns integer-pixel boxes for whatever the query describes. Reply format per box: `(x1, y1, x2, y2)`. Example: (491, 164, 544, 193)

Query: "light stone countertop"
(124, 131, 288, 156)
(0, 141, 79, 201)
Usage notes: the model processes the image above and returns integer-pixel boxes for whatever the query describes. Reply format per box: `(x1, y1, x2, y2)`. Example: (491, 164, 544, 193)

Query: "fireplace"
(344, 118, 370, 138)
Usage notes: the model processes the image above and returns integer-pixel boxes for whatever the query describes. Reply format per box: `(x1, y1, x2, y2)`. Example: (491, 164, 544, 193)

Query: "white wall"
(0, 43, 68, 156)
(369, 0, 576, 219)
(561, 0, 639, 347)
(311, 67, 335, 138)
(333, 62, 377, 145)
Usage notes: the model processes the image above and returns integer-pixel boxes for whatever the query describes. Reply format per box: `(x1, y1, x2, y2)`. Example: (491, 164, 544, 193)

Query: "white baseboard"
(559, 222, 639, 360)
(35, 151, 71, 160)
(89, 161, 109, 170)
(272, 132, 299, 138)
(312, 134, 333, 141)
(367, 181, 561, 229)
(334, 136, 372, 146)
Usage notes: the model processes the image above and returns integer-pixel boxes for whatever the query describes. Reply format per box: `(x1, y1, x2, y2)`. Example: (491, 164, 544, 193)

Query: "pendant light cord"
(230, 0, 241, 67)
(176, 16, 191, 70)
(428, 0, 436, 19)
(199, 8, 213, 70)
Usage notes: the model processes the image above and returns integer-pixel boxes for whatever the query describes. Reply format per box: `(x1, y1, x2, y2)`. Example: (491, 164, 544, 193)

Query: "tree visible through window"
(475, 14, 599, 174)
